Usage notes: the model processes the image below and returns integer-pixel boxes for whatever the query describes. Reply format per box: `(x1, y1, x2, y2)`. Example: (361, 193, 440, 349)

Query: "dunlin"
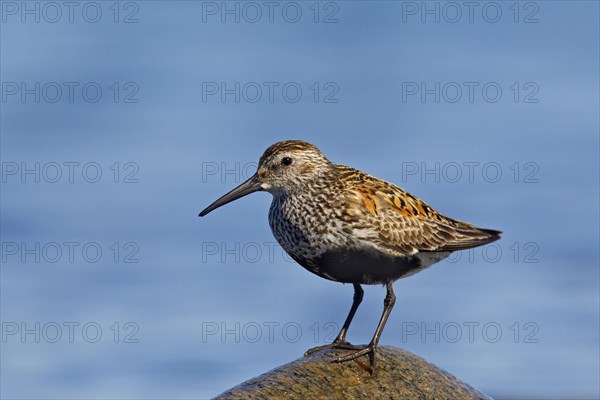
(199, 140, 501, 371)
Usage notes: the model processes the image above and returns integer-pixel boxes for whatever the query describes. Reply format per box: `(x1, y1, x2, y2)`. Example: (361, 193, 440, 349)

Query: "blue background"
(1, 1, 599, 398)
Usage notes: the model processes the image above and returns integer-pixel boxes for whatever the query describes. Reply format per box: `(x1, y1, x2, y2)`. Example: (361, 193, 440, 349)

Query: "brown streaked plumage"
(199, 140, 501, 372)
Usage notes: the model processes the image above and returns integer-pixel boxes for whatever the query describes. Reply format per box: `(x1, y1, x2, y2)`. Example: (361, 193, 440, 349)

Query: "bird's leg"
(333, 281, 396, 372)
(304, 284, 364, 356)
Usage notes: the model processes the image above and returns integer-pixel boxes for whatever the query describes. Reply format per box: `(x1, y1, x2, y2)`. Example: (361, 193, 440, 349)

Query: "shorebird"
(199, 140, 501, 372)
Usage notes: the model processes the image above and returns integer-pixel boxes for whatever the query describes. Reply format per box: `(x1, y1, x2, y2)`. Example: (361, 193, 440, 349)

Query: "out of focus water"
(1, 1, 598, 399)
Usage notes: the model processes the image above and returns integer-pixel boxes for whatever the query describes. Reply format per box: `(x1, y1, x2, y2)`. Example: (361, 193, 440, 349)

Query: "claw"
(333, 344, 377, 374)
(333, 345, 372, 362)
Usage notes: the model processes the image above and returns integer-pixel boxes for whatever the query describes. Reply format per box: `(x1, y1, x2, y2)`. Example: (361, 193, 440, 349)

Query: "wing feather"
(334, 165, 501, 256)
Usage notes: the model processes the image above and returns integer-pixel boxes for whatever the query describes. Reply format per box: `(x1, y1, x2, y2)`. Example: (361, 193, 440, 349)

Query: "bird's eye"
(281, 157, 293, 166)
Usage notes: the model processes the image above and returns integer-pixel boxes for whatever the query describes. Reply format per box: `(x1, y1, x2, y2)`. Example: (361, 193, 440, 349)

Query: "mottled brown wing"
(335, 166, 500, 256)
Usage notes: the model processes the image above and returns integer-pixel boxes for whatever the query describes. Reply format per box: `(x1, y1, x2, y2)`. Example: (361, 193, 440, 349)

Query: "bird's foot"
(333, 343, 377, 374)
(304, 340, 359, 356)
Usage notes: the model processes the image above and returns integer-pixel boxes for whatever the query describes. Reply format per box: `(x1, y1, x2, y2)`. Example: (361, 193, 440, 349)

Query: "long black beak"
(199, 174, 262, 217)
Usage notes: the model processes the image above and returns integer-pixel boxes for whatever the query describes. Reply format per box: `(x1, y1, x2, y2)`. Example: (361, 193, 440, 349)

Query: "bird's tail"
(437, 223, 502, 252)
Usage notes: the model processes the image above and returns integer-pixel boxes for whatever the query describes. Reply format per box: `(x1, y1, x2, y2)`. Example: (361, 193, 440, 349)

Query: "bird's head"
(199, 140, 333, 217)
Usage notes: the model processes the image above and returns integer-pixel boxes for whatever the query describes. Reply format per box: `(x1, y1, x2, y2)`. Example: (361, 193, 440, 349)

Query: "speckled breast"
(268, 197, 321, 268)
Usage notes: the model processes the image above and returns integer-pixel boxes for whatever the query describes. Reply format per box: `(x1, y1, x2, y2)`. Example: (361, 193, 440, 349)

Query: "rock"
(214, 346, 491, 400)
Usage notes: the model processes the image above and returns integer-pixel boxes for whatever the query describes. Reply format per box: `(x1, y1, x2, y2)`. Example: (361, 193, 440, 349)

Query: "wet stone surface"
(215, 346, 492, 400)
